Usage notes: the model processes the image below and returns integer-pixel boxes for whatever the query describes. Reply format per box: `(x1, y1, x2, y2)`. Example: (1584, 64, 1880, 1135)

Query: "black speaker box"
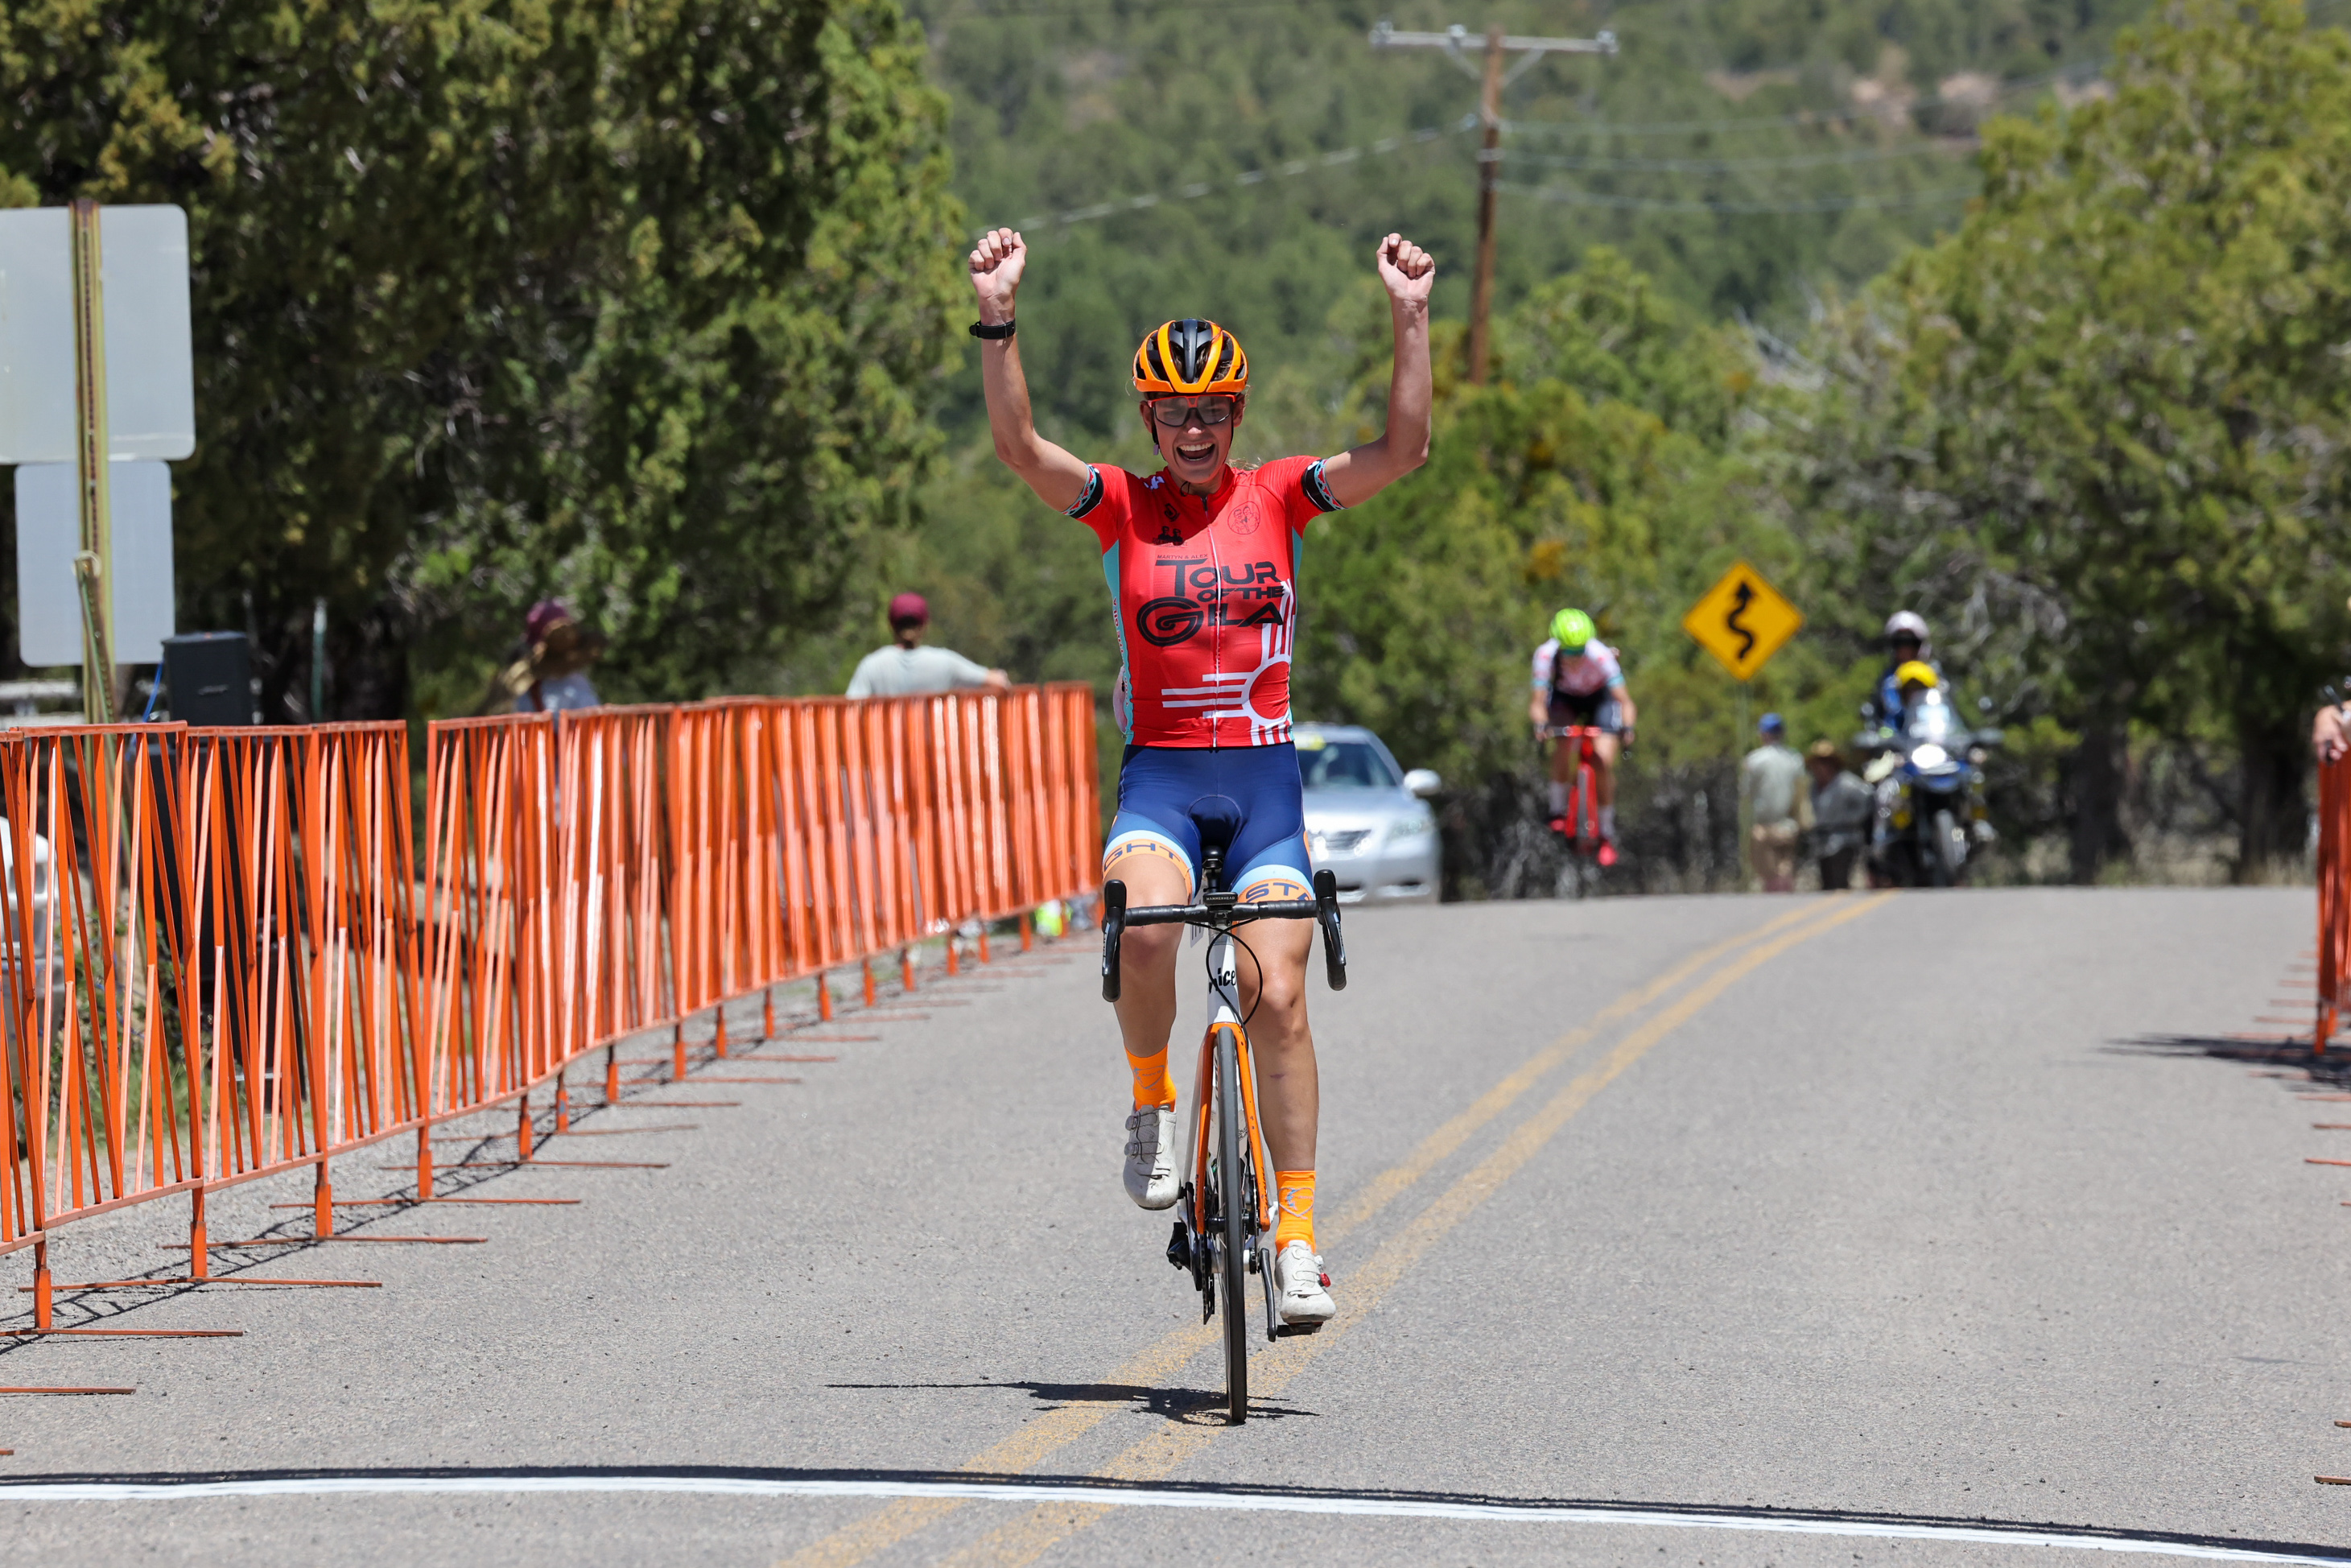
(162, 633, 255, 726)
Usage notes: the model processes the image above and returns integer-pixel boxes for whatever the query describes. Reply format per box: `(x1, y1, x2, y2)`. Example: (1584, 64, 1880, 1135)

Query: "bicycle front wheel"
(1215, 1025, 1250, 1426)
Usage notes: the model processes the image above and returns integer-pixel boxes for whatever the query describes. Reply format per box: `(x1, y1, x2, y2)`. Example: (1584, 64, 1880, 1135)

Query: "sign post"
(68, 198, 113, 720)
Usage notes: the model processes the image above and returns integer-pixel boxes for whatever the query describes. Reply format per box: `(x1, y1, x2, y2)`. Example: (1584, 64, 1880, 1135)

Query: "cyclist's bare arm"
(1615, 687, 1638, 732)
(1315, 234, 1435, 510)
(971, 228, 1092, 512)
(1528, 691, 1550, 732)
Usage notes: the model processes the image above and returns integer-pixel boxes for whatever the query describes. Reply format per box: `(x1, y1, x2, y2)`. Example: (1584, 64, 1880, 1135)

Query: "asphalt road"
(0, 885, 2343, 1566)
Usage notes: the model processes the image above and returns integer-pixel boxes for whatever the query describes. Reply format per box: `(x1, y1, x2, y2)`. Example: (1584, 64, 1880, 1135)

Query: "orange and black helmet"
(1132, 319, 1249, 398)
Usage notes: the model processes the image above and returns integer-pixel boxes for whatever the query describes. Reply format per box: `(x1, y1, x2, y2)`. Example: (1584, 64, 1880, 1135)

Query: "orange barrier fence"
(2318, 756, 2347, 1054)
(0, 687, 1099, 1318)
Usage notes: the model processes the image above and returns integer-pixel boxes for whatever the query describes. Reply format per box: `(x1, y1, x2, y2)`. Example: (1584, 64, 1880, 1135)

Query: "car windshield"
(1297, 738, 1400, 790)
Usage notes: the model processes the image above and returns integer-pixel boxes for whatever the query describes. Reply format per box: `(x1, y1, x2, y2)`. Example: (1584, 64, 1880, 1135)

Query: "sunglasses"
(1148, 396, 1236, 428)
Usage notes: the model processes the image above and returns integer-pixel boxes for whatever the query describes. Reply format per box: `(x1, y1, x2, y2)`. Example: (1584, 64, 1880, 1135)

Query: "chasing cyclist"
(966, 225, 1434, 1328)
(1529, 608, 1638, 864)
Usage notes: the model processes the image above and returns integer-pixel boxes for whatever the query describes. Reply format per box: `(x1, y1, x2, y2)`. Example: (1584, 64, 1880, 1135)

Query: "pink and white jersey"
(1532, 637, 1627, 699)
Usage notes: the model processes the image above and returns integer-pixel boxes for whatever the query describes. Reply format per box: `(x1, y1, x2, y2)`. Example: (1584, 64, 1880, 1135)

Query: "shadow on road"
(2105, 1033, 2351, 1092)
(824, 1380, 1318, 1424)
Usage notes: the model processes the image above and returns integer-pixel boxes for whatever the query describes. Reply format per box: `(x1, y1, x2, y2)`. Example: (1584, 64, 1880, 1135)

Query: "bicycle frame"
(1190, 930, 1278, 1242)
(1541, 724, 1606, 849)
(1100, 855, 1346, 1423)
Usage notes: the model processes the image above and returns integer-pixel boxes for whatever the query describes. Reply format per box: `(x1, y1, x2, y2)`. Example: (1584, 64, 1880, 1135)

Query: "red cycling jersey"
(1069, 454, 1343, 748)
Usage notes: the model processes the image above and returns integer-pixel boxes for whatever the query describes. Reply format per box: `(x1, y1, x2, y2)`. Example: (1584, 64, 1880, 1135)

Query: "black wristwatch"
(969, 318, 1016, 340)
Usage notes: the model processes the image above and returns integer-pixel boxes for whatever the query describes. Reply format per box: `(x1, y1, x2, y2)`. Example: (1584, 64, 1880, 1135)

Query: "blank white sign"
(0, 208, 72, 465)
(99, 207, 195, 460)
(14, 460, 175, 666)
(0, 204, 195, 464)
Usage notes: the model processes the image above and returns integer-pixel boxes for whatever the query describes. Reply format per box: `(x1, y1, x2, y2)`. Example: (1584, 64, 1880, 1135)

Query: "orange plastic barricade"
(2317, 755, 2348, 1054)
(0, 687, 1099, 1315)
(0, 724, 426, 1316)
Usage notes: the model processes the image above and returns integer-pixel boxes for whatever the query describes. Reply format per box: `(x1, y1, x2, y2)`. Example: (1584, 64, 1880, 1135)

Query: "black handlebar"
(1099, 869, 1347, 1002)
(1314, 868, 1347, 992)
(1123, 898, 1320, 925)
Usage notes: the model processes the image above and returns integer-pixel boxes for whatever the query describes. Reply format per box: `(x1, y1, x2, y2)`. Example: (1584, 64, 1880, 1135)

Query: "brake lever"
(1099, 880, 1127, 1002)
(1312, 869, 1347, 992)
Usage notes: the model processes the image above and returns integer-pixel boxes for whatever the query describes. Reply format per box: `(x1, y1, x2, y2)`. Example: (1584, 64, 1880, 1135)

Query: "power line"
(1512, 141, 1968, 175)
(1499, 60, 2107, 139)
(923, 0, 1309, 20)
(987, 119, 1476, 235)
(1500, 179, 1975, 215)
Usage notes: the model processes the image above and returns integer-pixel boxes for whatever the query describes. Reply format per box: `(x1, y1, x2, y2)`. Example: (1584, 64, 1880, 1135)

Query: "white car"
(1294, 724, 1442, 905)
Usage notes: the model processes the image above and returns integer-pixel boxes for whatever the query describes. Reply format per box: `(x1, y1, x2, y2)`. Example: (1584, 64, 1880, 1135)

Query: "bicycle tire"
(1215, 1027, 1250, 1426)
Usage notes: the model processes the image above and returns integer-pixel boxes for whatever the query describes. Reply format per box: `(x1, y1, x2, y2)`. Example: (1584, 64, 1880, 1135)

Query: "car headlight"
(1387, 809, 1435, 845)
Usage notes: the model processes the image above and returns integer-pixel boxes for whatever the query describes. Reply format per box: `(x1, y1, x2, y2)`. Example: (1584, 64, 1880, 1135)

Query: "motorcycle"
(1857, 690, 1999, 888)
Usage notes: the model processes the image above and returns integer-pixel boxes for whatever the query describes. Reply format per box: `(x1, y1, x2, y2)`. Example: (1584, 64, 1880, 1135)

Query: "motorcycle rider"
(1867, 660, 1962, 884)
(1867, 612, 1948, 733)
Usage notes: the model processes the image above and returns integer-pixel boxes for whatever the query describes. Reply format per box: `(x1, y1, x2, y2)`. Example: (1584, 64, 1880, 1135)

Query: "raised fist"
(969, 227, 1026, 323)
(1376, 233, 1435, 308)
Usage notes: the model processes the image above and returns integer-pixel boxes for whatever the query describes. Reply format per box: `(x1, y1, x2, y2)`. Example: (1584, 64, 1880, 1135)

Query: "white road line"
(0, 1475, 2339, 1562)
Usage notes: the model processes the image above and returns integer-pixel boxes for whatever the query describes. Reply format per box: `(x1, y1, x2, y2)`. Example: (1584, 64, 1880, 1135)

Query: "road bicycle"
(1538, 723, 1636, 897)
(1099, 844, 1346, 1426)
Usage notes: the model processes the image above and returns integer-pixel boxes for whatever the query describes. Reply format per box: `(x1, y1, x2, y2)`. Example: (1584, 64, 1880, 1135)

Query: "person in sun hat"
(1807, 738, 1871, 890)
(476, 599, 605, 715)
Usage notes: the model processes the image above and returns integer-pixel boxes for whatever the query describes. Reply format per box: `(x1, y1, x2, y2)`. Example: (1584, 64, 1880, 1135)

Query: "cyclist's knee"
(1252, 974, 1310, 1036)
(1119, 919, 1182, 975)
(1239, 935, 1314, 1034)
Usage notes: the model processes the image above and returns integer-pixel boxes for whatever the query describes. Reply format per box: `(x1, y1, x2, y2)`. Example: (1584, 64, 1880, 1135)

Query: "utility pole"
(1370, 20, 1616, 385)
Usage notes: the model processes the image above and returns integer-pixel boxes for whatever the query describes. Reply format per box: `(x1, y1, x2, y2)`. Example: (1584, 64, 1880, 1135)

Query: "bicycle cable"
(1210, 922, 1268, 1032)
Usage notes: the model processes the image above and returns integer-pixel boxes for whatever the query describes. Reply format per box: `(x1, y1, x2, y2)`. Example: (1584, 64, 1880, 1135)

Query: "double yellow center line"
(782, 892, 1891, 1568)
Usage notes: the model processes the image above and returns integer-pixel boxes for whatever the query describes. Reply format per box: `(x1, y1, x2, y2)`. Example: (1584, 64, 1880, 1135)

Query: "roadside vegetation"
(4, 0, 2345, 888)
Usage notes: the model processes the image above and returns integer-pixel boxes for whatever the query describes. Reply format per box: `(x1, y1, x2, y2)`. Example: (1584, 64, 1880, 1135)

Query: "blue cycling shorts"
(1104, 744, 1313, 903)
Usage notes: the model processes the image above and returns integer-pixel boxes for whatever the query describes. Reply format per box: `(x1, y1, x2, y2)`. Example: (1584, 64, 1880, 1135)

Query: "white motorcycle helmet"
(1884, 610, 1929, 646)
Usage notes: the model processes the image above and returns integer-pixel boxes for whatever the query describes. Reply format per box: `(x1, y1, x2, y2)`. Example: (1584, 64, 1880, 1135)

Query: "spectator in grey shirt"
(846, 592, 1010, 699)
(1742, 712, 1811, 893)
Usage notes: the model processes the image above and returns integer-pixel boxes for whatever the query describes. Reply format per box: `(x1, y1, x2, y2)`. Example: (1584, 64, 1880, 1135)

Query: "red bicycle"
(1532, 724, 1627, 884)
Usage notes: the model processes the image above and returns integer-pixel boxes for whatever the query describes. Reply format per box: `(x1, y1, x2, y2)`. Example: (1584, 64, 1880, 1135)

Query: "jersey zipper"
(1200, 483, 1220, 754)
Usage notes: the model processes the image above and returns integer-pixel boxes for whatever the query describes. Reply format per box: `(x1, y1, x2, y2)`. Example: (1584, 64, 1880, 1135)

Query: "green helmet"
(1549, 608, 1596, 652)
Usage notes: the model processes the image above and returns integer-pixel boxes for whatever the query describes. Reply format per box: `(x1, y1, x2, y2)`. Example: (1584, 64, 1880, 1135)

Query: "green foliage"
(0, 0, 964, 715)
(1767, 0, 2351, 872)
(912, 0, 2147, 452)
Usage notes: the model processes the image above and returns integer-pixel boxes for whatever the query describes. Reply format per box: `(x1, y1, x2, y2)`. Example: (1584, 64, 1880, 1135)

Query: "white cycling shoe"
(1272, 1240, 1336, 1327)
(1123, 1104, 1180, 1210)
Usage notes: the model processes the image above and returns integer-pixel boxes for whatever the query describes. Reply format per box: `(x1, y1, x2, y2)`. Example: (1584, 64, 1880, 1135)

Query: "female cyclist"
(967, 225, 1433, 1326)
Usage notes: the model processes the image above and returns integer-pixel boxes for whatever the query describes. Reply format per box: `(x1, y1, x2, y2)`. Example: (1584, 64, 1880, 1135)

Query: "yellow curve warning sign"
(1682, 561, 1802, 681)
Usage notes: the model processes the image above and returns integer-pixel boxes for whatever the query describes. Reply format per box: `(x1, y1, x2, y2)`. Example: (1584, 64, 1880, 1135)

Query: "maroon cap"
(888, 592, 929, 626)
(525, 600, 573, 645)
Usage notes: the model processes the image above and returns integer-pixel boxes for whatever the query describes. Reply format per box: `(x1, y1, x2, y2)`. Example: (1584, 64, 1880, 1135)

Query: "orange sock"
(1126, 1047, 1175, 1109)
(1273, 1169, 1317, 1252)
